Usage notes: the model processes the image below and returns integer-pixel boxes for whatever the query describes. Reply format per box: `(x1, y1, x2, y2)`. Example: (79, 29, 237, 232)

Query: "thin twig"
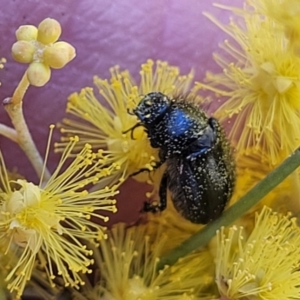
(3, 71, 51, 180)
(3, 98, 50, 180)
(0, 123, 18, 142)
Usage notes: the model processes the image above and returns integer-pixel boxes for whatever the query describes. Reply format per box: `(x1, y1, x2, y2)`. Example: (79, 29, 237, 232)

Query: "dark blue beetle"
(133, 92, 235, 224)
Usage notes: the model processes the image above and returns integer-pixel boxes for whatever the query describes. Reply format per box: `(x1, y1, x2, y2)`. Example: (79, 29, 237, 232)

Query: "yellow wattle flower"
(215, 206, 300, 299)
(57, 59, 196, 183)
(147, 196, 203, 255)
(229, 147, 300, 216)
(72, 223, 215, 300)
(248, 0, 300, 52)
(0, 137, 119, 299)
(195, 4, 300, 166)
(26, 267, 61, 300)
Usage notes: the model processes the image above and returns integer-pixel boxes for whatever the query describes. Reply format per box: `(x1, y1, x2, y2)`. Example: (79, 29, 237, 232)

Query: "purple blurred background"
(0, 0, 242, 224)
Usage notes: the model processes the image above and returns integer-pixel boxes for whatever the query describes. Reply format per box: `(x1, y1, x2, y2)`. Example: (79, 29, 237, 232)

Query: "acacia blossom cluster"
(1, 0, 300, 299)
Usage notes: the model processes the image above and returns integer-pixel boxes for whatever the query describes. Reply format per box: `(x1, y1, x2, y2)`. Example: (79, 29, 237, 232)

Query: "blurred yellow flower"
(0, 137, 119, 298)
(249, 0, 300, 51)
(0, 57, 5, 87)
(196, 4, 300, 166)
(11, 18, 75, 87)
(73, 223, 214, 300)
(0, 239, 17, 298)
(229, 147, 300, 215)
(147, 196, 203, 255)
(57, 59, 195, 183)
(0, 57, 5, 68)
(25, 266, 62, 300)
(215, 206, 300, 299)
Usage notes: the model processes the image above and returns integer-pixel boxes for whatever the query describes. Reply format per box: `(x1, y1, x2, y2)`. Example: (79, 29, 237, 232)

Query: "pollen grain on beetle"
(0, 137, 119, 298)
(134, 92, 235, 224)
(56, 60, 195, 184)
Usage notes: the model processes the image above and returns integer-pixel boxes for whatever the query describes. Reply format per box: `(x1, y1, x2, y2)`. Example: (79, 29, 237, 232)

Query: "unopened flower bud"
(43, 41, 76, 69)
(27, 62, 51, 87)
(37, 18, 61, 44)
(12, 41, 35, 63)
(15, 25, 38, 41)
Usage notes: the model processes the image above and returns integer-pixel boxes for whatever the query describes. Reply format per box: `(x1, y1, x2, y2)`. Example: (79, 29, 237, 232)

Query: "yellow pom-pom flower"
(11, 18, 75, 87)
(248, 0, 300, 52)
(195, 4, 300, 166)
(215, 206, 300, 299)
(57, 59, 195, 183)
(0, 137, 119, 299)
(147, 196, 203, 255)
(72, 223, 215, 300)
(228, 147, 300, 216)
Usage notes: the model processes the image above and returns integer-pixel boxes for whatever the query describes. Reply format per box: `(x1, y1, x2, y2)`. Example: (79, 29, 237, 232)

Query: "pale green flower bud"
(27, 62, 51, 87)
(11, 40, 35, 63)
(37, 18, 61, 44)
(15, 25, 38, 41)
(43, 41, 76, 69)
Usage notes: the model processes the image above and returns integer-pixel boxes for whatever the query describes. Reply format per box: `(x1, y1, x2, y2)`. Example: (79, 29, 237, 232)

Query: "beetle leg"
(122, 122, 144, 140)
(130, 167, 152, 177)
(129, 160, 163, 177)
(143, 171, 168, 213)
(158, 171, 168, 210)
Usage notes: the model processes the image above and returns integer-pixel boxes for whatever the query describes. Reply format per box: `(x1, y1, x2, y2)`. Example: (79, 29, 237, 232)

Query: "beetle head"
(134, 92, 171, 125)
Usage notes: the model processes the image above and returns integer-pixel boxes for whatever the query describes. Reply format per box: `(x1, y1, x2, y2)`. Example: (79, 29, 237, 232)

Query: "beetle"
(133, 92, 235, 224)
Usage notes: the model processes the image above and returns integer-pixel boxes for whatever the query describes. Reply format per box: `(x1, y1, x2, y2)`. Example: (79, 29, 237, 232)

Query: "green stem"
(2, 71, 51, 180)
(3, 99, 51, 180)
(157, 147, 300, 269)
(11, 72, 30, 106)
